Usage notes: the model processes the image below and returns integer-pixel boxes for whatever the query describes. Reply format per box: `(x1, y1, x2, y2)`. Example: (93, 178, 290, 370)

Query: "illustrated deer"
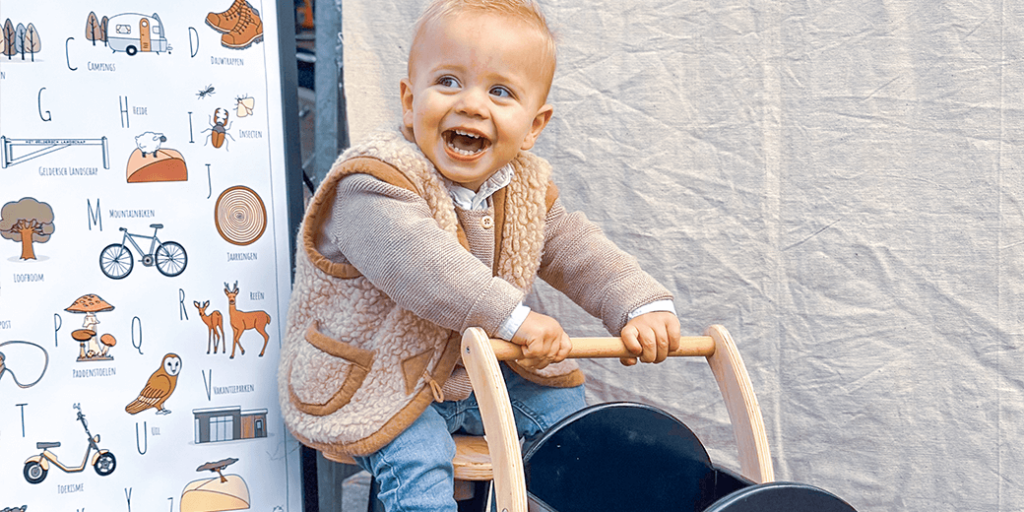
(223, 281, 271, 358)
(193, 300, 225, 354)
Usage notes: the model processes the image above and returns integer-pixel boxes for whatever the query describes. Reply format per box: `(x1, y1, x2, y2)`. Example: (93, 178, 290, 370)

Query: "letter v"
(202, 369, 213, 400)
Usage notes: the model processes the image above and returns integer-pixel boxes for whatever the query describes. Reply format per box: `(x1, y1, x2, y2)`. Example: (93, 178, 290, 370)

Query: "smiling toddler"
(279, 1, 681, 511)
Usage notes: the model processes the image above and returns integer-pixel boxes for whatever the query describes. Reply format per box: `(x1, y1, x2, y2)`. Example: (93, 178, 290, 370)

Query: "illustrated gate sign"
(0, 1, 302, 511)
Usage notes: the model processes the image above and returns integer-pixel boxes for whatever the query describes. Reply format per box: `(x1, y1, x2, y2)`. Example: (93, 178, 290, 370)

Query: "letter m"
(88, 198, 102, 231)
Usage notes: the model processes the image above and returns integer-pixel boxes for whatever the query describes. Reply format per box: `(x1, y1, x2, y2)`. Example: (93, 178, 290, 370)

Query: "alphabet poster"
(0, 1, 302, 511)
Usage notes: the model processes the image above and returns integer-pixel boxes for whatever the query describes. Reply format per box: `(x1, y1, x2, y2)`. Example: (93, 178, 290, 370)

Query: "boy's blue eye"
(438, 76, 460, 88)
(490, 86, 512, 98)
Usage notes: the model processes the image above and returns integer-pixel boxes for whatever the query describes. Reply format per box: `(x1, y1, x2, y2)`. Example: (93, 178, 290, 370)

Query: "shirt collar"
(447, 163, 514, 211)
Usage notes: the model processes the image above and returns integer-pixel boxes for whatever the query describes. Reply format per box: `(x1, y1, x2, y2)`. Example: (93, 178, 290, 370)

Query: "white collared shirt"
(447, 163, 514, 211)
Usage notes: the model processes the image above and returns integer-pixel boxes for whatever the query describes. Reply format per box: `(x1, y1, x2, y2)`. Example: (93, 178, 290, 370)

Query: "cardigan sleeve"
(537, 198, 675, 335)
(321, 173, 523, 336)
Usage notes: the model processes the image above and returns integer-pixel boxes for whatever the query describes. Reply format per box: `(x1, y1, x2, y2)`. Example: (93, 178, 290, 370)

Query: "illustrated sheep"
(135, 132, 167, 158)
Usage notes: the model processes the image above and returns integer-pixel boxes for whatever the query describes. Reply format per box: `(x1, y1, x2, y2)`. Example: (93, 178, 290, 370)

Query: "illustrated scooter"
(23, 404, 116, 483)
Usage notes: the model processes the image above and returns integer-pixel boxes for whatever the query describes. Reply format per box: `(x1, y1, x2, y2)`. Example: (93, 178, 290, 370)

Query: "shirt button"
(481, 215, 494, 229)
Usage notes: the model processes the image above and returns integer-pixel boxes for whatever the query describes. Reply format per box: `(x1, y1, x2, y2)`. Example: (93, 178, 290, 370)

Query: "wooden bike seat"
(324, 435, 493, 482)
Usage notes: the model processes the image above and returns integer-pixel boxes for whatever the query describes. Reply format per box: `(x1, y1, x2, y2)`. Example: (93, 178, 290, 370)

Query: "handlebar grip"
(488, 336, 716, 361)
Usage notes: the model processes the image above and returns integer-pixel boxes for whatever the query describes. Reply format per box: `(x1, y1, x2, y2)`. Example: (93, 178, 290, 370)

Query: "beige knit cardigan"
(278, 131, 583, 458)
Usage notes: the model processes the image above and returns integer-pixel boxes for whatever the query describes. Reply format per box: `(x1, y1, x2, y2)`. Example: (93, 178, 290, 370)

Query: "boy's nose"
(454, 88, 489, 119)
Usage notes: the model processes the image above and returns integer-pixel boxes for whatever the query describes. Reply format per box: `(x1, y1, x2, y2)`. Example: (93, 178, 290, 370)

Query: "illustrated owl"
(125, 353, 181, 415)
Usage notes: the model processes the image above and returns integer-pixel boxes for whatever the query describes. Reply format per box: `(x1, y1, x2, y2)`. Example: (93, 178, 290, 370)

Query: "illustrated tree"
(0, 198, 56, 260)
(85, 12, 102, 46)
(3, 19, 15, 59)
(100, 16, 109, 45)
(24, 23, 40, 61)
(14, 23, 25, 60)
(0, 24, 5, 56)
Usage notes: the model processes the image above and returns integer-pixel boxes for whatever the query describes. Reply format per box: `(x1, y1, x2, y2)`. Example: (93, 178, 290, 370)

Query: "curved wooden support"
(462, 327, 528, 512)
(704, 324, 774, 483)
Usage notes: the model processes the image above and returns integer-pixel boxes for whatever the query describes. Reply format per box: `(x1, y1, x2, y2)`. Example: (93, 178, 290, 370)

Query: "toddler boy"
(279, 1, 681, 511)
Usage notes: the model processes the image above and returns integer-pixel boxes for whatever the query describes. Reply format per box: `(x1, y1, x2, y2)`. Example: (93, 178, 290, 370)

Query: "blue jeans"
(353, 364, 586, 512)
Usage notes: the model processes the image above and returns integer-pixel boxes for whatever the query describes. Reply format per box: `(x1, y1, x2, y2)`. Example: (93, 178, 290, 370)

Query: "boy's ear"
(400, 78, 415, 132)
(521, 103, 554, 151)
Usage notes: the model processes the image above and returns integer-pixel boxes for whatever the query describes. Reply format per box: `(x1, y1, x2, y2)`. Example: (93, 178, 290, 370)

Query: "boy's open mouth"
(444, 129, 491, 157)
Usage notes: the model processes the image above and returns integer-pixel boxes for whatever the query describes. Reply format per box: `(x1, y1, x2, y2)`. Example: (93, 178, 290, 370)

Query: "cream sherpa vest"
(278, 131, 583, 459)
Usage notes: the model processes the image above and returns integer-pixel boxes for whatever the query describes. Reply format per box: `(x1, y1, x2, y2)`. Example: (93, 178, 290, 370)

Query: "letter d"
(189, 27, 199, 58)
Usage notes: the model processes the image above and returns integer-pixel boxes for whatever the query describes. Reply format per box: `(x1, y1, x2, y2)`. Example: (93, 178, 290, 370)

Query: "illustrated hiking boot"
(206, 0, 248, 33)
(221, 4, 263, 49)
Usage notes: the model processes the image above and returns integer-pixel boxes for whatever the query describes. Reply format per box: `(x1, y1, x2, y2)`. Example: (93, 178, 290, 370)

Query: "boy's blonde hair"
(410, 0, 557, 92)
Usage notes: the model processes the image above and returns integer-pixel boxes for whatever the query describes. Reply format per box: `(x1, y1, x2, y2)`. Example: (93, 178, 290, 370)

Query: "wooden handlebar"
(487, 336, 717, 360)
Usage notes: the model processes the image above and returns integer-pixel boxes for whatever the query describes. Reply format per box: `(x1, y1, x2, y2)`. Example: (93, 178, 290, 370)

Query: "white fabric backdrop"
(342, 1, 1024, 510)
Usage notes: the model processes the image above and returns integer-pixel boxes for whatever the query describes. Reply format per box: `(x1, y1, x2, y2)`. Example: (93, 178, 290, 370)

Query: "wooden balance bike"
(454, 325, 859, 512)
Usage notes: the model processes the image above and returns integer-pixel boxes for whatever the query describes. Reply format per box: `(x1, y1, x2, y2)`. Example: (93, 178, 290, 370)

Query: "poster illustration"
(0, 1, 301, 510)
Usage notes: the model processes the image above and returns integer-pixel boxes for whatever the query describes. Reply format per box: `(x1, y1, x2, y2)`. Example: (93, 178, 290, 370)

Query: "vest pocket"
(288, 322, 375, 416)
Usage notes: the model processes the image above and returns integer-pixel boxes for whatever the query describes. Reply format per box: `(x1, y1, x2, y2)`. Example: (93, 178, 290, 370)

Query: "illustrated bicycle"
(99, 224, 187, 279)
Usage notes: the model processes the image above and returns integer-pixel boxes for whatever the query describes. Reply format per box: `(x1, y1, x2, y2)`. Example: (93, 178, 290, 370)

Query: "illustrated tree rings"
(215, 186, 266, 246)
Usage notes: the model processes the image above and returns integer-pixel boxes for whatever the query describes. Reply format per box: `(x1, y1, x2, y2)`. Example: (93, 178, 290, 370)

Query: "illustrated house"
(193, 406, 268, 443)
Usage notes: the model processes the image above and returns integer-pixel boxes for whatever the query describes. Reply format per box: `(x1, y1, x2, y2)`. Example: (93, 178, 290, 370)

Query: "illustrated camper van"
(107, 13, 170, 55)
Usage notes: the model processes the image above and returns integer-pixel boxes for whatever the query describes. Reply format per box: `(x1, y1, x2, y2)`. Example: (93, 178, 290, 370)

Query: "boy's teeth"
(447, 140, 481, 156)
(446, 129, 487, 155)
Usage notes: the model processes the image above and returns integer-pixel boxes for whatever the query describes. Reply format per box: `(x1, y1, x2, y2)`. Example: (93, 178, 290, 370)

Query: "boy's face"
(401, 12, 554, 191)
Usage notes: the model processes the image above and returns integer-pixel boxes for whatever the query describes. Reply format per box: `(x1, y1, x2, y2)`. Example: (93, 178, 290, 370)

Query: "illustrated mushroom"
(65, 294, 115, 358)
(71, 329, 96, 359)
(99, 333, 117, 357)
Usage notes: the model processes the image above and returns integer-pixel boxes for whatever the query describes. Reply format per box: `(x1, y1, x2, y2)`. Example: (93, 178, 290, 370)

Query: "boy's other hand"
(511, 311, 572, 370)
(619, 312, 681, 366)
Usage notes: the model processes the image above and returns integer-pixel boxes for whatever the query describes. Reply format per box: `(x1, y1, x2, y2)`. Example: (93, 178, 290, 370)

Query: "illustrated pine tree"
(85, 12, 101, 46)
(3, 19, 15, 59)
(100, 16, 109, 45)
(14, 23, 25, 59)
(24, 23, 40, 61)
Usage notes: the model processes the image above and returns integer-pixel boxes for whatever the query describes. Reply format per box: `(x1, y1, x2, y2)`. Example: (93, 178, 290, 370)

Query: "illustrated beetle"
(202, 107, 234, 150)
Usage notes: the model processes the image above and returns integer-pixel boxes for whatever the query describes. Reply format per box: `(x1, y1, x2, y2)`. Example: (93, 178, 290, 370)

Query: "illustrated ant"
(202, 107, 234, 150)
(197, 84, 216, 100)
